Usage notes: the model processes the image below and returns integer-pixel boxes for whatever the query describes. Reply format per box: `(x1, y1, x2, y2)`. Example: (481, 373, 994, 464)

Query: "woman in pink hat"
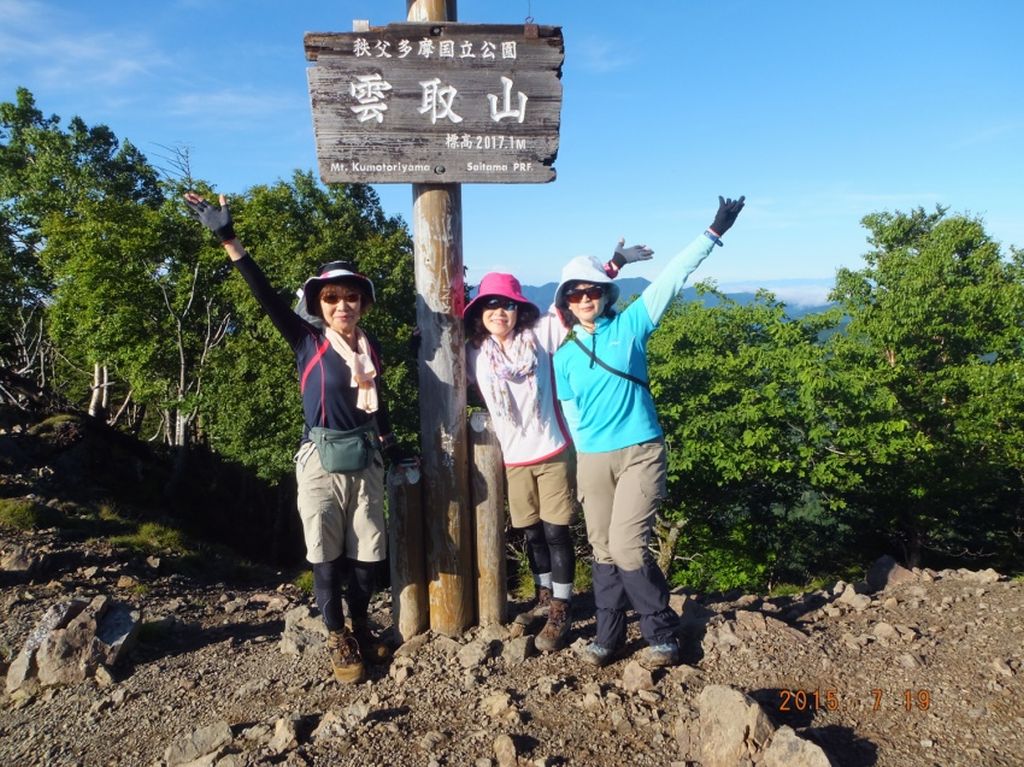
(463, 241, 652, 651)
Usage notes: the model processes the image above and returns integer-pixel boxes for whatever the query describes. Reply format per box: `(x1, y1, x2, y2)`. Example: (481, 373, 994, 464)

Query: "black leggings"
(522, 521, 575, 586)
(311, 556, 377, 631)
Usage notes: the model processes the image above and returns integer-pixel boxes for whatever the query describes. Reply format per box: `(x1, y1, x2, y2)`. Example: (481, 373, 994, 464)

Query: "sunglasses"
(565, 286, 605, 304)
(482, 297, 518, 311)
(320, 290, 362, 305)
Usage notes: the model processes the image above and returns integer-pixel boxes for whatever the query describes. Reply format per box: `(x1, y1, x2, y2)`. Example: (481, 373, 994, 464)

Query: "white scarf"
(325, 327, 379, 414)
(482, 329, 540, 430)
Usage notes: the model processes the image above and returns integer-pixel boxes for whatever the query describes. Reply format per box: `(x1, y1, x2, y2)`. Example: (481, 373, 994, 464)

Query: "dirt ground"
(1, 524, 1021, 767)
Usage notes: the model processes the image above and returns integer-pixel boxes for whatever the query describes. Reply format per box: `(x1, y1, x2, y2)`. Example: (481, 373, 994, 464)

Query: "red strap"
(300, 338, 331, 394)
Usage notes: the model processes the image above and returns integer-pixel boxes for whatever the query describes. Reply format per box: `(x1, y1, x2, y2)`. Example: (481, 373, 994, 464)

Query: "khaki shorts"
(295, 440, 386, 564)
(505, 449, 577, 529)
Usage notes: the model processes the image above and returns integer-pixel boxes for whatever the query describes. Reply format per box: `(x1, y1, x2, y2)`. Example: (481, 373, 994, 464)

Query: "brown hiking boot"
(348, 616, 391, 664)
(534, 597, 570, 652)
(513, 585, 552, 628)
(327, 628, 365, 683)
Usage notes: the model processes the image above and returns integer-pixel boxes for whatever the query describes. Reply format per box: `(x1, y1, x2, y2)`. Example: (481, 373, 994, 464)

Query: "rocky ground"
(1, 412, 1022, 766)
(1, 525, 1022, 767)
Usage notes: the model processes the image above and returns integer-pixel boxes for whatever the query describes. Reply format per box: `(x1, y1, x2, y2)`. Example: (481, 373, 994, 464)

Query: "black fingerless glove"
(185, 197, 237, 242)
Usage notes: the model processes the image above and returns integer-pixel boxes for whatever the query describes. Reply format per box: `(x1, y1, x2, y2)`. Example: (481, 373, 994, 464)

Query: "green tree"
(647, 287, 851, 590)
(0, 87, 165, 414)
(829, 207, 1024, 567)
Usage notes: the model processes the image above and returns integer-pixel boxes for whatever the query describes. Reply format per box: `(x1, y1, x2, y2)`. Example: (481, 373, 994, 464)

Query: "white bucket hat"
(554, 256, 619, 310)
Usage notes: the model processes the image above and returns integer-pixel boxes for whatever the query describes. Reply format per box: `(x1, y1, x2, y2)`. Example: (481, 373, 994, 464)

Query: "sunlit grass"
(293, 569, 314, 596)
(0, 498, 60, 530)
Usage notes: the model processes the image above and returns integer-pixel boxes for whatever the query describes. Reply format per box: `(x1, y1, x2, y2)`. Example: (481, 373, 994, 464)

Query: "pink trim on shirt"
(503, 443, 568, 468)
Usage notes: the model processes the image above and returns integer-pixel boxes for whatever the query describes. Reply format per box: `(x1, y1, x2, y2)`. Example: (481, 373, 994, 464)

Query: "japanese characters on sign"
(305, 23, 564, 184)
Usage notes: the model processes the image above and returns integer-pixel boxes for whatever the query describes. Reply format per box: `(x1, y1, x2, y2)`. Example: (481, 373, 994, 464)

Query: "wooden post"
(469, 411, 507, 626)
(387, 464, 428, 642)
(408, 0, 474, 637)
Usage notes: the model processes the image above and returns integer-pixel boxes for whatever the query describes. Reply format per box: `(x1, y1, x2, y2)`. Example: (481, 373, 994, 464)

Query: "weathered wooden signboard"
(304, 23, 564, 184)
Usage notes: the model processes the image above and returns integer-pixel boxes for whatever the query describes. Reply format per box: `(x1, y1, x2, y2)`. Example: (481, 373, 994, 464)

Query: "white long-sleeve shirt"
(467, 306, 571, 466)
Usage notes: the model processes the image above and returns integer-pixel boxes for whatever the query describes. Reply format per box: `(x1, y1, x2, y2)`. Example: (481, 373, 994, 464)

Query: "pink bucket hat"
(463, 272, 538, 318)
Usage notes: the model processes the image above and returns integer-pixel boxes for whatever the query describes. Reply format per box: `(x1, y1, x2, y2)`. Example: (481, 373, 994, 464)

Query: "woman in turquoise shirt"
(553, 195, 745, 667)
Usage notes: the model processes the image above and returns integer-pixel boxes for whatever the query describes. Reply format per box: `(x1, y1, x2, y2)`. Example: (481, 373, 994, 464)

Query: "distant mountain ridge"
(516, 278, 832, 318)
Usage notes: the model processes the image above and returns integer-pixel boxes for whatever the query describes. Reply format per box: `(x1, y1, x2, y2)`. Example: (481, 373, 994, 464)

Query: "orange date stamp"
(776, 688, 932, 713)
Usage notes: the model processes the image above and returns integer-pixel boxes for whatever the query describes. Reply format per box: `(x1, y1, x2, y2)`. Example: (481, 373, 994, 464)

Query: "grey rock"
(1, 544, 37, 573)
(394, 632, 429, 657)
(673, 716, 699, 761)
(837, 585, 871, 612)
(36, 595, 108, 686)
(762, 725, 833, 766)
(992, 657, 1014, 678)
(963, 568, 1002, 584)
(268, 717, 299, 754)
(279, 605, 326, 656)
(419, 730, 448, 752)
(389, 656, 415, 683)
(458, 639, 491, 669)
(872, 621, 900, 641)
(6, 598, 87, 693)
(481, 691, 513, 718)
(179, 752, 223, 767)
(698, 685, 775, 766)
(621, 660, 655, 693)
(734, 610, 767, 635)
(865, 555, 917, 592)
(764, 616, 808, 642)
(899, 653, 923, 669)
(94, 601, 141, 665)
(501, 635, 533, 664)
(164, 721, 233, 766)
(493, 733, 518, 767)
(479, 623, 511, 643)
(311, 710, 346, 740)
(434, 634, 464, 657)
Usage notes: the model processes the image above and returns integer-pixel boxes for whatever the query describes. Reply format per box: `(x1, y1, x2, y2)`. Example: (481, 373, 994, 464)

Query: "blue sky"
(2, 1, 1022, 306)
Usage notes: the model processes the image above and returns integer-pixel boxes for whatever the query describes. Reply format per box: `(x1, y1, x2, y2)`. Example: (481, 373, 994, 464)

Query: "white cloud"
(573, 35, 632, 73)
(0, 3, 171, 90)
(717, 279, 834, 307)
(950, 122, 1020, 150)
(167, 89, 304, 120)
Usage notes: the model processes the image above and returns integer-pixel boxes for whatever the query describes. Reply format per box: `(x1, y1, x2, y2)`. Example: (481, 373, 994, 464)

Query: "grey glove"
(611, 238, 654, 269)
(184, 193, 236, 242)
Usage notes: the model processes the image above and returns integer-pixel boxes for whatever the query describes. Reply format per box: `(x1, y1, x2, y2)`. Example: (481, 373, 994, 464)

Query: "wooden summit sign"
(304, 23, 564, 184)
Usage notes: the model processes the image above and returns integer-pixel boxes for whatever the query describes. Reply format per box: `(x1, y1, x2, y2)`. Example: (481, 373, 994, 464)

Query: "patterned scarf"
(483, 329, 540, 430)
(325, 327, 379, 414)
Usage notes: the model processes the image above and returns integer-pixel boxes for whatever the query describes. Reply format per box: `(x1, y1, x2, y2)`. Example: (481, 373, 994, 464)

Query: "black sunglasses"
(565, 286, 605, 304)
(482, 297, 518, 311)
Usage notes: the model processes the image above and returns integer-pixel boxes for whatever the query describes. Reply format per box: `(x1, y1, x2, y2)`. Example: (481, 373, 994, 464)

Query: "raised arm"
(184, 192, 310, 348)
(640, 195, 744, 326)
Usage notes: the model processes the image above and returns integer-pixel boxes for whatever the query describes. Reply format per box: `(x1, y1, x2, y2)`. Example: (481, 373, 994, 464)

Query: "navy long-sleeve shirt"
(233, 255, 393, 442)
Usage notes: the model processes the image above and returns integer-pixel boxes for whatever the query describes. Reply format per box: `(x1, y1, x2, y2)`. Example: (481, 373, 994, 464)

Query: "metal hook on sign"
(525, 0, 538, 36)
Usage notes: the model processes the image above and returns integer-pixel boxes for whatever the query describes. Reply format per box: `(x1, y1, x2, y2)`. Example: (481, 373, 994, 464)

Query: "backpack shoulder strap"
(571, 335, 650, 391)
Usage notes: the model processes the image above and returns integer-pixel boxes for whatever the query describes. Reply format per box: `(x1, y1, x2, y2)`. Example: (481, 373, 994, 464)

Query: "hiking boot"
(580, 641, 618, 667)
(641, 640, 680, 668)
(348, 616, 392, 664)
(327, 628, 365, 683)
(513, 585, 552, 628)
(534, 598, 570, 653)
